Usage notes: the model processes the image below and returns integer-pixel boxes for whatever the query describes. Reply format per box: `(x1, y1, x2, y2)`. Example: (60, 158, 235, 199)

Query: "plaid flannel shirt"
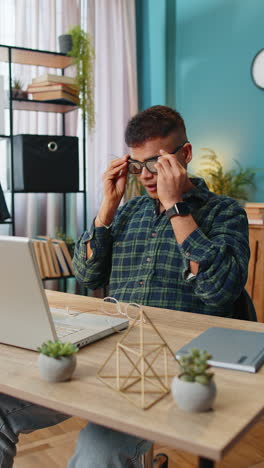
(73, 178, 250, 318)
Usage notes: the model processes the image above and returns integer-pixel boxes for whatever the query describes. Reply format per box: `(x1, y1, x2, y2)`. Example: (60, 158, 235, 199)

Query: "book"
(175, 327, 264, 373)
(32, 241, 44, 279)
(244, 203, 264, 209)
(27, 83, 78, 95)
(248, 219, 264, 225)
(38, 241, 50, 278)
(32, 73, 76, 85)
(52, 239, 74, 275)
(53, 243, 70, 276)
(35, 236, 61, 277)
(31, 90, 79, 105)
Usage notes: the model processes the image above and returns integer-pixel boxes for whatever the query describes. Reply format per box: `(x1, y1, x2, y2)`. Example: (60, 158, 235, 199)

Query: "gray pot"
(171, 376, 217, 412)
(38, 354, 76, 382)
(58, 34, 73, 54)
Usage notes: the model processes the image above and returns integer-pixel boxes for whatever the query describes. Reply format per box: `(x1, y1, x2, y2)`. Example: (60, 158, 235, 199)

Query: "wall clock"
(251, 49, 264, 89)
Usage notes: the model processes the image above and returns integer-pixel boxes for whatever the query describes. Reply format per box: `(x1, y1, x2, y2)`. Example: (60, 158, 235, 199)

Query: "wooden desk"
(246, 225, 264, 322)
(1, 290, 264, 468)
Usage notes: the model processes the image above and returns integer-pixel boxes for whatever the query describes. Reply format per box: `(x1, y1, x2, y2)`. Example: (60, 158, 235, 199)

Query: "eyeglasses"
(127, 141, 189, 175)
(100, 297, 145, 325)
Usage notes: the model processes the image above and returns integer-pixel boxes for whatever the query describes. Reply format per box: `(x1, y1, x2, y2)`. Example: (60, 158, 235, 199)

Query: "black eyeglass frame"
(127, 140, 189, 174)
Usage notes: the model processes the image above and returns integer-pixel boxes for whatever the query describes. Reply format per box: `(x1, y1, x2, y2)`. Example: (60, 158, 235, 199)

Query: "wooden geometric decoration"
(97, 309, 177, 410)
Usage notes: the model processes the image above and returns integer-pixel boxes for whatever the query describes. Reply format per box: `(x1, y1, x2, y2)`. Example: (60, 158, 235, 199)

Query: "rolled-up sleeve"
(178, 201, 250, 306)
(73, 221, 113, 289)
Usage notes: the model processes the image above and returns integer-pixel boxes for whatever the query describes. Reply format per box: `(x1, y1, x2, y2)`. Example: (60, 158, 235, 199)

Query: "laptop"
(0, 236, 128, 351)
(176, 327, 264, 373)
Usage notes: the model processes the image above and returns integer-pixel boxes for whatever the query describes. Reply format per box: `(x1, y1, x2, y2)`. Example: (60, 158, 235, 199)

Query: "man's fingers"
(104, 162, 128, 179)
(109, 155, 129, 170)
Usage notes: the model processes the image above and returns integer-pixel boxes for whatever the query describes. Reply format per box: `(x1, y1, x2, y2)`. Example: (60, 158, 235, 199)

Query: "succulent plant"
(37, 340, 79, 358)
(177, 348, 214, 385)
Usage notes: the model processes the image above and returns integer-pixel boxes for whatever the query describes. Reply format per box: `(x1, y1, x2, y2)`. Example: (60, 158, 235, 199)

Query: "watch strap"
(165, 202, 190, 219)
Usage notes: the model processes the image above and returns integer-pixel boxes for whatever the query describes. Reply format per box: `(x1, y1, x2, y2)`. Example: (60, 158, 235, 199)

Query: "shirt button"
(186, 252, 191, 257)
(151, 232, 157, 237)
(146, 257, 151, 262)
(116, 242, 120, 246)
(139, 280, 144, 286)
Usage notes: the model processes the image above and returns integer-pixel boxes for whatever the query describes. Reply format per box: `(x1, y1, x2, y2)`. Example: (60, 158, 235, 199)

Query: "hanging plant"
(67, 25, 95, 130)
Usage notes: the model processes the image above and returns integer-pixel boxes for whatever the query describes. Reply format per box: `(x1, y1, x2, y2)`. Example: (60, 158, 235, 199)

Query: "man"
(69, 105, 250, 467)
(73, 105, 249, 317)
(0, 106, 249, 467)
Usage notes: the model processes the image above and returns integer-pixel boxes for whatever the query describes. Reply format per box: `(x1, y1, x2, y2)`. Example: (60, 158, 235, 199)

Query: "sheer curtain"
(14, 0, 80, 238)
(0, 0, 138, 245)
(85, 0, 138, 225)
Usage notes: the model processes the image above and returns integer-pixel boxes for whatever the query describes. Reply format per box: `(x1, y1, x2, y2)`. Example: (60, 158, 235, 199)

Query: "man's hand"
(95, 155, 129, 228)
(155, 149, 188, 209)
(102, 155, 129, 206)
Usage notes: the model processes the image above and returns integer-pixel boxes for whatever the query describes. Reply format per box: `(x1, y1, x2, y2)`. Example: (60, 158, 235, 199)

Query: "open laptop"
(0, 236, 128, 350)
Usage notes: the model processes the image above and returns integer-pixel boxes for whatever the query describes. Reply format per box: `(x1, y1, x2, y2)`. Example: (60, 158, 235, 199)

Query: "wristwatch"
(165, 202, 190, 219)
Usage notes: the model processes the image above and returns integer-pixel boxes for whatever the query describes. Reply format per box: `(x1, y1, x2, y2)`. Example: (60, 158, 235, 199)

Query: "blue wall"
(136, 0, 264, 201)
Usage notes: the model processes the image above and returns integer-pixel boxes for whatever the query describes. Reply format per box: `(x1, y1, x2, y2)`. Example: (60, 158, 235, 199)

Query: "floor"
(13, 415, 264, 467)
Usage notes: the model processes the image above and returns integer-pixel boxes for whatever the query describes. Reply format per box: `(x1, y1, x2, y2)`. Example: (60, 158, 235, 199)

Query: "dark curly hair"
(125, 105, 187, 147)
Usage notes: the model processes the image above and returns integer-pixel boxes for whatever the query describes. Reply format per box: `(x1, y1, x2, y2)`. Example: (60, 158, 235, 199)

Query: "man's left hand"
(155, 149, 188, 209)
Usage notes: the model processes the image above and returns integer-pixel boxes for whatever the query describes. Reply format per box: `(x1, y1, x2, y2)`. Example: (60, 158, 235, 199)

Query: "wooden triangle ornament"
(97, 309, 177, 409)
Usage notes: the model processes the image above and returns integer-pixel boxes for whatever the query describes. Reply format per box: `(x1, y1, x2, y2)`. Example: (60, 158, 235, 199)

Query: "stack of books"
(244, 203, 264, 225)
(32, 236, 74, 279)
(27, 74, 79, 105)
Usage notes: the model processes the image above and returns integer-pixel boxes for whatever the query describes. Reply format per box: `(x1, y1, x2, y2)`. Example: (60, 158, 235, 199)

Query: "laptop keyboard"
(55, 324, 84, 338)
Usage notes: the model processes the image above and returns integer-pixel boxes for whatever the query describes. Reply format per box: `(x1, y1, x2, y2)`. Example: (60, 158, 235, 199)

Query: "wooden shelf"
(11, 98, 77, 114)
(13, 190, 85, 194)
(0, 44, 73, 69)
(43, 275, 75, 281)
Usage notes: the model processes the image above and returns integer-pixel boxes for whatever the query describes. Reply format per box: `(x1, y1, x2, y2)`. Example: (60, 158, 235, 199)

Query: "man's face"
(129, 134, 186, 199)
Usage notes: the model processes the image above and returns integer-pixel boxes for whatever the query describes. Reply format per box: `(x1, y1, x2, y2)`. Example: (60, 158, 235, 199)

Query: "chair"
(233, 288, 257, 321)
(141, 449, 168, 467)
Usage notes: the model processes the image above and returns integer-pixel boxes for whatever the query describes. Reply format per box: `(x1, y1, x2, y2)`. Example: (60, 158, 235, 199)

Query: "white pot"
(171, 376, 217, 412)
(38, 354, 76, 382)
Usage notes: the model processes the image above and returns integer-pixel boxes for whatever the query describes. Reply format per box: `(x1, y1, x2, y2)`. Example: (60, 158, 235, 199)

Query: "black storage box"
(13, 134, 79, 192)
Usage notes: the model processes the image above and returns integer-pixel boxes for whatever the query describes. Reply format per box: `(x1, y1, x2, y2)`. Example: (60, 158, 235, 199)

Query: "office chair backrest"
(233, 289, 257, 322)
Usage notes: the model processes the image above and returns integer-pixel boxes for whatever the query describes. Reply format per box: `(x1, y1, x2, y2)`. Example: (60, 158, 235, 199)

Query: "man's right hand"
(94, 155, 129, 229)
(102, 155, 129, 206)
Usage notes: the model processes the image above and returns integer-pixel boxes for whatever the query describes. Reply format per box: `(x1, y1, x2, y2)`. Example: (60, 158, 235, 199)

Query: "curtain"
(85, 0, 138, 225)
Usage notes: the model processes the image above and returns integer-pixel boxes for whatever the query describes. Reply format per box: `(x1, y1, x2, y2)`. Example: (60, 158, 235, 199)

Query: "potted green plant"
(60, 25, 95, 129)
(171, 349, 216, 412)
(37, 340, 78, 382)
(12, 79, 28, 99)
(197, 148, 256, 203)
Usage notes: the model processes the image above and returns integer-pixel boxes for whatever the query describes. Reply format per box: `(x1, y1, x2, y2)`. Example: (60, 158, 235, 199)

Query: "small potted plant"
(171, 349, 216, 412)
(12, 79, 28, 99)
(37, 340, 78, 382)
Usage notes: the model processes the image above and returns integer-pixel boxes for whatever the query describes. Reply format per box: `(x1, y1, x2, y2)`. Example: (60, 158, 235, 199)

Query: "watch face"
(178, 202, 190, 215)
(251, 49, 264, 89)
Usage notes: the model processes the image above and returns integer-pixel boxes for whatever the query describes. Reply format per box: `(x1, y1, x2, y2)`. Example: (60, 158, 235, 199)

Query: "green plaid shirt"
(73, 178, 249, 317)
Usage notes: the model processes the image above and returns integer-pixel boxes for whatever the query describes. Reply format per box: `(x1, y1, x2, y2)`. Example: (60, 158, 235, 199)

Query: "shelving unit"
(0, 44, 87, 288)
